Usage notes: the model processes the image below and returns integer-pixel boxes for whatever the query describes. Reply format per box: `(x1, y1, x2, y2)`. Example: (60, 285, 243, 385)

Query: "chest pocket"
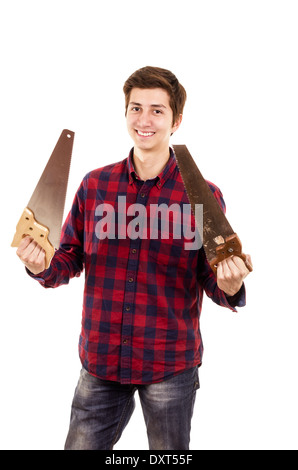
(148, 237, 194, 268)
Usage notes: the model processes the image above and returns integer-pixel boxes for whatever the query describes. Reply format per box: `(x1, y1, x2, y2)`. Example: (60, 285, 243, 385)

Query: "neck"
(132, 146, 170, 181)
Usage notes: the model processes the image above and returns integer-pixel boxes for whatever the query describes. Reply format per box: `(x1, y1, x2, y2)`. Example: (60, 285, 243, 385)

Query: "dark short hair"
(123, 66, 187, 125)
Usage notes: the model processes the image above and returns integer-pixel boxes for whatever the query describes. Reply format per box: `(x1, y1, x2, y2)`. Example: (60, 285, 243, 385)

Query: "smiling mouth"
(136, 130, 155, 137)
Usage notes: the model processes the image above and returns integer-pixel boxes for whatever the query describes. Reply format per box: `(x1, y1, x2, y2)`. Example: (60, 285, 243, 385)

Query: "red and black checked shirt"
(30, 148, 245, 384)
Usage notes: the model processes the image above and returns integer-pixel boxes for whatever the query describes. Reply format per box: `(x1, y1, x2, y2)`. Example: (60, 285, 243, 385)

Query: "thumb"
(243, 253, 253, 272)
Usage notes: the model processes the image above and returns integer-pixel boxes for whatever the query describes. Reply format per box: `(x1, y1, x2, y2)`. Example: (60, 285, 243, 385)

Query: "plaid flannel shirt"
(30, 148, 245, 384)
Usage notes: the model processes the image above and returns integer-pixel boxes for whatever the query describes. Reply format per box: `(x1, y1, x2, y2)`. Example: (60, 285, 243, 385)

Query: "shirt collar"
(127, 147, 177, 189)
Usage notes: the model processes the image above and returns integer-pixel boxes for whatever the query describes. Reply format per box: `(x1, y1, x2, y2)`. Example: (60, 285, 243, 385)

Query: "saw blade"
(172, 145, 250, 272)
(26, 129, 74, 248)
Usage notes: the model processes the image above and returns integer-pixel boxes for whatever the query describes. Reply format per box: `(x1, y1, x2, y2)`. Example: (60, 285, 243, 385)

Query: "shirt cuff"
(25, 265, 53, 285)
(225, 283, 246, 308)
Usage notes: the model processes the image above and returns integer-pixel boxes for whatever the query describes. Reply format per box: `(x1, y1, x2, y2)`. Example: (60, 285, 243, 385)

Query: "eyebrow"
(129, 102, 167, 109)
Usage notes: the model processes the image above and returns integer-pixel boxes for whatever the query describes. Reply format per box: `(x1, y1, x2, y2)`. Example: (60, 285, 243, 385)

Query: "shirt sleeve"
(26, 177, 86, 288)
(196, 182, 246, 313)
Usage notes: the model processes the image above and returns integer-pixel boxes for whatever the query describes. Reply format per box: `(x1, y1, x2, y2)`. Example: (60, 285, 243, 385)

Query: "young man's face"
(126, 88, 181, 155)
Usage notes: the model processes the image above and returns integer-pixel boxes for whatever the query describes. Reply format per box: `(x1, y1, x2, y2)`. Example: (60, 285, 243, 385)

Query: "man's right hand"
(16, 236, 46, 275)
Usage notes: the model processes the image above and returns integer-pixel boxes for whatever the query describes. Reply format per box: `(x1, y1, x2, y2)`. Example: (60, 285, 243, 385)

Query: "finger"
(232, 256, 250, 277)
(23, 239, 39, 259)
(216, 260, 224, 279)
(235, 253, 253, 272)
(36, 246, 46, 264)
(217, 258, 231, 280)
(16, 236, 33, 254)
(18, 240, 38, 265)
(224, 256, 239, 280)
(244, 254, 253, 271)
(27, 244, 45, 268)
(29, 242, 44, 263)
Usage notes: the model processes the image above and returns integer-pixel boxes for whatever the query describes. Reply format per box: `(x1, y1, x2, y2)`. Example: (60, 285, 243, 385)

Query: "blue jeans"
(64, 366, 200, 450)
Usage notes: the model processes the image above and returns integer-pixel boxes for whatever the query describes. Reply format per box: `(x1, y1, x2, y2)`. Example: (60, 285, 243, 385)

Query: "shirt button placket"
(120, 184, 151, 384)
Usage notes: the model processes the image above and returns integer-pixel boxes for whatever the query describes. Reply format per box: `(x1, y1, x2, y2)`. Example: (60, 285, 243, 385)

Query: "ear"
(171, 114, 183, 136)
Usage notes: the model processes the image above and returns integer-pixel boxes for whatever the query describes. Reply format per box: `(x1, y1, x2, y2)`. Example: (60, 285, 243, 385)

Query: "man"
(16, 66, 252, 450)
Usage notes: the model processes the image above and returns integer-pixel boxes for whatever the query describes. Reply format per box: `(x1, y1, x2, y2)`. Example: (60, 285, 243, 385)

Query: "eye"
(131, 106, 140, 112)
(153, 109, 162, 114)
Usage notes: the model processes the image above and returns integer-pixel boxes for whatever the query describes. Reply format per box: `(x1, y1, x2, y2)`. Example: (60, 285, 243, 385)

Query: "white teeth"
(137, 130, 155, 137)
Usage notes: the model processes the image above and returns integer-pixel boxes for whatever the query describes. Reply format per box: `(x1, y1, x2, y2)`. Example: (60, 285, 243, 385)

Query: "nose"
(137, 109, 152, 128)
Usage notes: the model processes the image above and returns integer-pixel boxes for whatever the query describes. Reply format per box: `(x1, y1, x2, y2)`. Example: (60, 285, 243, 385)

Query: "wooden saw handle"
(11, 208, 55, 269)
(209, 233, 253, 274)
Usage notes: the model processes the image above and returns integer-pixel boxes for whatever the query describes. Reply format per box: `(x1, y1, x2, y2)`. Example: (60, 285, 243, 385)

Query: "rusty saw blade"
(11, 129, 75, 268)
(172, 145, 252, 274)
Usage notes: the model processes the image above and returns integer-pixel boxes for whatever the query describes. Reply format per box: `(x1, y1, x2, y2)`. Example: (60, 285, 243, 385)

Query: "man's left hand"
(217, 255, 252, 297)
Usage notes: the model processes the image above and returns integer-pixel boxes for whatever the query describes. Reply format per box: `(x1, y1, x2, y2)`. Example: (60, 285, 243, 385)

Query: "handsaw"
(172, 145, 252, 274)
(11, 129, 75, 269)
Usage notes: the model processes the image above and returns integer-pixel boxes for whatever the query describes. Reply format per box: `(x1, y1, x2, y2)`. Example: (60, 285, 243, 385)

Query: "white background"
(1, 0, 297, 450)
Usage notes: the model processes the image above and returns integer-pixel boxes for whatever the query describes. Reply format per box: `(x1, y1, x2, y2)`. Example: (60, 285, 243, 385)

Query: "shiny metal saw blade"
(27, 129, 74, 249)
(172, 145, 235, 262)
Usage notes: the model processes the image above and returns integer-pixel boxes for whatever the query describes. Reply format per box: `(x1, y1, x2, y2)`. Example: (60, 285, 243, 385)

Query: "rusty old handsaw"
(173, 145, 252, 274)
(11, 129, 75, 268)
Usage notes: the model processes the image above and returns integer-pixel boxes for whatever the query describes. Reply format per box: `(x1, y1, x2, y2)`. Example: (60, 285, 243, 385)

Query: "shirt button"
(141, 193, 146, 198)
(128, 277, 134, 283)
(123, 339, 128, 344)
(131, 249, 137, 254)
(125, 306, 131, 311)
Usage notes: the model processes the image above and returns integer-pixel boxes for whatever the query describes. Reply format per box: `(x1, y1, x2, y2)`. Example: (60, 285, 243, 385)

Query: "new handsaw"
(11, 129, 75, 269)
(173, 145, 252, 274)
